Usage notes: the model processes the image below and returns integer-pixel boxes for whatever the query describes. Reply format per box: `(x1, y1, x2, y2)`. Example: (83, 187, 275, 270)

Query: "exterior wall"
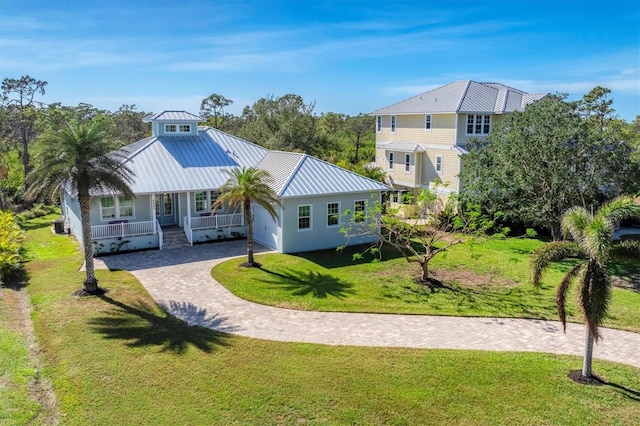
(252, 203, 280, 250)
(90, 194, 153, 225)
(63, 191, 83, 245)
(93, 234, 159, 255)
(454, 113, 504, 146)
(378, 149, 420, 188)
(279, 192, 382, 254)
(192, 225, 246, 244)
(420, 149, 461, 193)
(376, 114, 456, 145)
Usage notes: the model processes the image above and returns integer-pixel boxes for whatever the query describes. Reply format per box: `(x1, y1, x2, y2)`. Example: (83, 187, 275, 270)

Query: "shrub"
(0, 210, 24, 281)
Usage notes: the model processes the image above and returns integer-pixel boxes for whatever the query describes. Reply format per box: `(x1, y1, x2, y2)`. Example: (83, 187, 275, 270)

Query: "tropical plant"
(0, 210, 24, 280)
(530, 195, 640, 378)
(213, 167, 280, 267)
(27, 119, 134, 294)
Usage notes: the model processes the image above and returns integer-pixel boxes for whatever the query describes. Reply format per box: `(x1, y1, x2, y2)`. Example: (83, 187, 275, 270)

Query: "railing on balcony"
(91, 220, 156, 240)
(190, 213, 243, 230)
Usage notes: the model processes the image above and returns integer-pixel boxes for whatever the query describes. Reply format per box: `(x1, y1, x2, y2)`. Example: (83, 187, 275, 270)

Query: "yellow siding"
(380, 150, 419, 188)
(420, 149, 461, 193)
(455, 113, 504, 145)
(375, 114, 456, 146)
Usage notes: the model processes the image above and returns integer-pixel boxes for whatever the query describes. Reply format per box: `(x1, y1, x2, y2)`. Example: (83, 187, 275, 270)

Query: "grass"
(9, 214, 640, 424)
(212, 238, 640, 332)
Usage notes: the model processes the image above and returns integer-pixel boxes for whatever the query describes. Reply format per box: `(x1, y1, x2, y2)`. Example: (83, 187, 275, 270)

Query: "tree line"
(0, 75, 379, 209)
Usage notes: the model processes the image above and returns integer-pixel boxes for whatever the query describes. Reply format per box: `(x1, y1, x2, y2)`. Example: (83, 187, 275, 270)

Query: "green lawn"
(8, 214, 640, 424)
(212, 238, 640, 333)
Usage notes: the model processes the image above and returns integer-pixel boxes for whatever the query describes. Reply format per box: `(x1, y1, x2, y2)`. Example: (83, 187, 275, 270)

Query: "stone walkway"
(94, 240, 640, 368)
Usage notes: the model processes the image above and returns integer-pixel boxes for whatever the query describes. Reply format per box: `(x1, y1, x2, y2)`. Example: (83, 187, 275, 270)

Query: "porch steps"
(161, 227, 190, 250)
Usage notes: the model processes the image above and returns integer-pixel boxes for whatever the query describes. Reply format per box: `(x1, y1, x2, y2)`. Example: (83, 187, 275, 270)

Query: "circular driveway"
(95, 240, 640, 368)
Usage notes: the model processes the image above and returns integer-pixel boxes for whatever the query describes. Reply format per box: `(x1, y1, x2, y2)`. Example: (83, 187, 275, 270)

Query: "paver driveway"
(95, 240, 640, 368)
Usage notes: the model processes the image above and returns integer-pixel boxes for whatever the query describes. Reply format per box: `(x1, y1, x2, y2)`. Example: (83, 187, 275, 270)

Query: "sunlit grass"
(14, 215, 640, 424)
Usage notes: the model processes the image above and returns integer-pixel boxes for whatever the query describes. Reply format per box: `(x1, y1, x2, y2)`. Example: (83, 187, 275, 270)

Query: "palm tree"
(531, 195, 640, 378)
(213, 167, 280, 266)
(28, 120, 134, 294)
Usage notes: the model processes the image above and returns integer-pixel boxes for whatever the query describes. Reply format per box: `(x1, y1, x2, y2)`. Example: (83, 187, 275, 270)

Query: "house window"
(298, 205, 311, 230)
(179, 124, 191, 133)
(327, 202, 340, 227)
(100, 197, 116, 220)
(210, 191, 221, 210)
(376, 116, 382, 133)
(118, 196, 134, 219)
(390, 115, 396, 133)
(436, 155, 443, 173)
(165, 124, 176, 133)
(466, 114, 491, 135)
(195, 192, 208, 212)
(101, 196, 134, 221)
(354, 200, 366, 222)
(389, 152, 394, 170)
(405, 154, 411, 173)
(425, 114, 432, 130)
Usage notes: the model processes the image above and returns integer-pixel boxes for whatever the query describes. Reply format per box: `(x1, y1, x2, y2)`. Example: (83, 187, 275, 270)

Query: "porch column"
(186, 191, 191, 227)
(151, 194, 157, 234)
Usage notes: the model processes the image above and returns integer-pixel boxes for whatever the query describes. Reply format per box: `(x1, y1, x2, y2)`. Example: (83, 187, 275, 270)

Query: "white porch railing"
(91, 220, 156, 240)
(189, 213, 243, 230)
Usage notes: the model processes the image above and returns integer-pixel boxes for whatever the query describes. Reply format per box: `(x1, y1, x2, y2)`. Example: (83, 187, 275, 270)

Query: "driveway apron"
(96, 240, 640, 368)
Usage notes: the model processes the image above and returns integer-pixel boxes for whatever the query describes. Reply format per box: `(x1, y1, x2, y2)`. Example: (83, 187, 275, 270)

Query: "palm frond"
(596, 195, 640, 227)
(556, 262, 585, 332)
(611, 239, 640, 260)
(579, 260, 611, 341)
(530, 241, 584, 286)
(583, 216, 614, 264)
(561, 206, 590, 242)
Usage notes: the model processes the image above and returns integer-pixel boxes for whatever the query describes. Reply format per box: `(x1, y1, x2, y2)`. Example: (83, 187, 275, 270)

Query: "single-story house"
(61, 110, 389, 254)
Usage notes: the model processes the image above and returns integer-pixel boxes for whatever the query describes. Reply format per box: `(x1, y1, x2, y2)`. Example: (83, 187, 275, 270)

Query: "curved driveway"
(96, 240, 640, 368)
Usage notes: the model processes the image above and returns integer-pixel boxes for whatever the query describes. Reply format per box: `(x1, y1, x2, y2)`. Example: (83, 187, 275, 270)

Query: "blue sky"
(1, 0, 639, 121)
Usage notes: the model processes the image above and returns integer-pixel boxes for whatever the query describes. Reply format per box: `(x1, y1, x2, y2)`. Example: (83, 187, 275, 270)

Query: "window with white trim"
(354, 200, 366, 222)
(327, 202, 340, 227)
(100, 197, 116, 220)
(436, 155, 443, 173)
(389, 152, 394, 170)
(195, 192, 208, 212)
(179, 124, 191, 133)
(165, 124, 176, 133)
(210, 191, 221, 210)
(101, 196, 134, 221)
(376, 115, 382, 133)
(298, 205, 311, 230)
(425, 114, 432, 130)
(390, 115, 396, 133)
(466, 114, 491, 135)
(405, 154, 411, 173)
(118, 196, 134, 219)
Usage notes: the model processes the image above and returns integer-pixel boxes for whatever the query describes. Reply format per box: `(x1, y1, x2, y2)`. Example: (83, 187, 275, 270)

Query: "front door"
(156, 193, 176, 226)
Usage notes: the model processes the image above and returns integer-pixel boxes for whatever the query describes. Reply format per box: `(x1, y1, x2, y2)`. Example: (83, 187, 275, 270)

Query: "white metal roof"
(375, 141, 426, 153)
(257, 151, 390, 198)
(119, 127, 268, 194)
(371, 80, 547, 115)
(143, 110, 204, 122)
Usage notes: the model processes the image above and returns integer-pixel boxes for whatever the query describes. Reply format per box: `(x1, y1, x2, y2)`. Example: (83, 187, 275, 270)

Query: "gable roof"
(371, 80, 548, 115)
(143, 110, 204, 122)
(257, 151, 389, 198)
(119, 127, 268, 194)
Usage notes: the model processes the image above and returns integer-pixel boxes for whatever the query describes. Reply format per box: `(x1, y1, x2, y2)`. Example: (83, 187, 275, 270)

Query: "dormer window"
(164, 124, 192, 134)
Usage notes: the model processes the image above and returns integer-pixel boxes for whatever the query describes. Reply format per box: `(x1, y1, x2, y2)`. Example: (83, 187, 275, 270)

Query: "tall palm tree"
(213, 167, 280, 266)
(28, 120, 134, 294)
(530, 195, 640, 378)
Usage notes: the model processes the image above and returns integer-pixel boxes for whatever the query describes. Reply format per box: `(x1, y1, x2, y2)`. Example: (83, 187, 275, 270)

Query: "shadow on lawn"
(294, 244, 404, 269)
(259, 267, 356, 299)
(90, 295, 233, 354)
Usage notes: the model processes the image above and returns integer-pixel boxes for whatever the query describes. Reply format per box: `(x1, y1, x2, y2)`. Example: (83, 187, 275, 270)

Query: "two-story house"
(372, 80, 547, 199)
